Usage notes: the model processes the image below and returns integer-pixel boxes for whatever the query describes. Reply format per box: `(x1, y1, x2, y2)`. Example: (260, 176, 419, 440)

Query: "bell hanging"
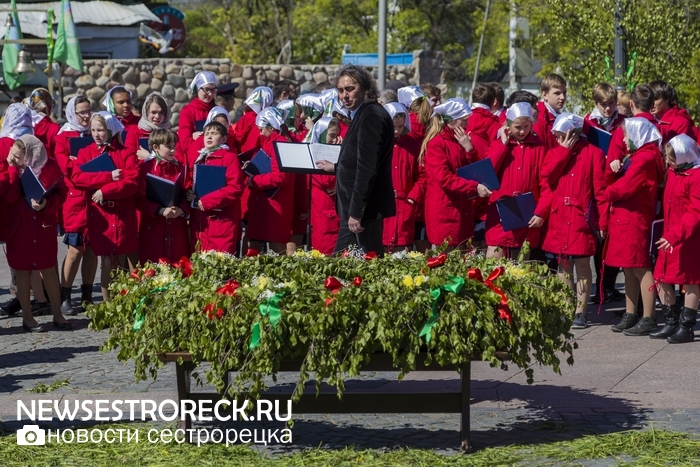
(13, 50, 36, 74)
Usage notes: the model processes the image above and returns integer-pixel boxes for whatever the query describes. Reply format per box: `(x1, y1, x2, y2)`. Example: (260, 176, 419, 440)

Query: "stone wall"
(59, 50, 443, 128)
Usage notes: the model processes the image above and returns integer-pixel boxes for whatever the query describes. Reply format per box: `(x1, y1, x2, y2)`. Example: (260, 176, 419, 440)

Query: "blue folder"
(456, 159, 500, 197)
(79, 152, 117, 173)
(650, 219, 664, 256)
(139, 138, 149, 150)
(244, 150, 279, 197)
(496, 192, 537, 231)
(20, 168, 63, 208)
(146, 172, 185, 207)
(194, 119, 206, 132)
(192, 164, 227, 207)
(69, 136, 93, 157)
(587, 126, 612, 155)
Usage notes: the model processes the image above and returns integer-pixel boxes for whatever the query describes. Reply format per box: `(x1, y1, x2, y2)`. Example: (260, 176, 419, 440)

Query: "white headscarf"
(309, 116, 339, 144)
(624, 117, 662, 151)
(430, 98, 471, 121)
(205, 106, 231, 126)
(276, 99, 296, 128)
(92, 111, 125, 146)
(138, 92, 172, 133)
(189, 71, 217, 94)
(397, 86, 426, 108)
(0, 103, 34, 139)
(551, 112, 585, 134)
(668, 134, 700, 168)
(296, 94, 324, 121)
(18, 134, 48, 177)
(59, 95, 91, 135)
(101, 87, 132, 116)
(383, 102, 411, 132)
(319, 89, 350, 120)
(245, 86, 274, 115)
(255, 107, 285, 131)
(506, 102, 535, 124)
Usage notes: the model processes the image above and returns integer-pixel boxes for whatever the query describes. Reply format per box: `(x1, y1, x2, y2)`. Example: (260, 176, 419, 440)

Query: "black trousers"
(333, 217, 384, 256)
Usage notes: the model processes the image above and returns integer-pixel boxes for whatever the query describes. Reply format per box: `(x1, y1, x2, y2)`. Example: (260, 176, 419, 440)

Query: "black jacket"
(335, 102, 395, 220)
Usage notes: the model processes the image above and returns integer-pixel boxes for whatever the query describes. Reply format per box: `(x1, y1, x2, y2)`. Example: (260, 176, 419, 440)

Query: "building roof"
(0, 1, 159, 38)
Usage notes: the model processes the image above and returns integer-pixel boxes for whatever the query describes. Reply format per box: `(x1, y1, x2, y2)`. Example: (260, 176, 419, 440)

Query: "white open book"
(273, 142, 340, 174)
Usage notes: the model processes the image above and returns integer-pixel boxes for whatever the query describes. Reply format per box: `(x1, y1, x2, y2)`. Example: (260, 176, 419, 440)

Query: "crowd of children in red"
(0, 70, 698, 344)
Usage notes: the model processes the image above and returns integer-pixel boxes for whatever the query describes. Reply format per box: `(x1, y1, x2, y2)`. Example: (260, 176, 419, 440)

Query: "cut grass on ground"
(1, 425, 699, 466)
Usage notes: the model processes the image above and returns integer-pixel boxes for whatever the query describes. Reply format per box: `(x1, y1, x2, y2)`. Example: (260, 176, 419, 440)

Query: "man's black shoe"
(0, 297, 21, 317)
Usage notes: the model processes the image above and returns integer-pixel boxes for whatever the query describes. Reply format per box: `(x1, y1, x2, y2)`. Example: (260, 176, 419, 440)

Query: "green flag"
(1, 0, 25, 90)
(53, 0, 83, 71)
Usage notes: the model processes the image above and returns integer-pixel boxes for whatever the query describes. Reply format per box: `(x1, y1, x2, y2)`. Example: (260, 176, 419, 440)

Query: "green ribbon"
(249, 292, 288, 350)
(133, 282, 178, 331)
(419, 276, 464, 343)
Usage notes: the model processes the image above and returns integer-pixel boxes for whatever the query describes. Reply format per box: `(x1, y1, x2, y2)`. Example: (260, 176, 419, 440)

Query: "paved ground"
(1, 241, 699, 458)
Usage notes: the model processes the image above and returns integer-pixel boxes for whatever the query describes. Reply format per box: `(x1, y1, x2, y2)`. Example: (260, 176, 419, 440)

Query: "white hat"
(624, 117, 662, 151)
(190, 71, 217, 94)
(397, 86, 426, 108)
(296, 94, 324, 120)
(506, 102, 535, 124)
(310, 116, 338, 144)
(245, 86, 274, 114)
(205, 106, 231, 126)
(551, 112, 584, 134)
(668, 134, 700, 167)
(383, 102, 411, 132)
(430, 98, 471, 121)
(255, 107, 285, 131)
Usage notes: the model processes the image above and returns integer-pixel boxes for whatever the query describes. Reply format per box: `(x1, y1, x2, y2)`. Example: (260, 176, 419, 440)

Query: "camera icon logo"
(17, 425, 46, 446)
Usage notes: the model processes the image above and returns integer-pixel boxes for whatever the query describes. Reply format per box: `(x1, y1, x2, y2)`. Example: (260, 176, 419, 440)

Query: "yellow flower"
(413, 275, 425, 287)
(507, 266, 528, 279)
(310, 249, 324, 258)
(402, 275, 415, 289)
(255, 275, 271, 290)
(407, 251, 424, 258)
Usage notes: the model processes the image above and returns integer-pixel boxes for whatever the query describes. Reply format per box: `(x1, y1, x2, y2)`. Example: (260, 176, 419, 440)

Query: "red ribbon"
(130, 272, 141, 282)
(363, 251, 378, 260)
(173, 256, 193, 277)
(245, 248, 260, 257)
(203, 303, 224, 320)
(649, 279, 660, 293)
(143, 269, 156, 278)
(158, 258, 170, 265)
(216, 279, 240, 296)
(324, 277, 344, 294)
(324, 297, 335, 307)
(468, 266, 513, 324)
(427, 253, 447, 269)
(352, 276, 363, 287)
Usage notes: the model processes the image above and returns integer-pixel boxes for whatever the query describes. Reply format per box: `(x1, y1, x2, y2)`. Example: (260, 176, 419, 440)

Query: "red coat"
(292, 173, 309, 236)
(5, 159, 66, 270)
(0, 137, 16, 241)
(177, 98, 213, 155)
(231, 109, 262, 221)
(533, 101, 558, 151)
(485, 133, 549, 249)
(310, 174, 339, 255)
(654, 168, 700, 284)
(541, 141, 608, 256)
(604, 142, 665, 268)
(137, 158, 190, 264)
(408, 112, 426, 141)
(246, 132, 294, 243)
(71, 142, 139, 256)
(34, 116, 60, 158)
(118, 113, 140, 154)
(383, 133, 422, 247)
(467, 107, 499, 159)
(423, 126, 479, 246)
(55, 130, 89, 234)
(606, 112, 659, 183)
(584, 112, 626, 133)
(656, 105, 695, 144)
(190, 148, 244, 254)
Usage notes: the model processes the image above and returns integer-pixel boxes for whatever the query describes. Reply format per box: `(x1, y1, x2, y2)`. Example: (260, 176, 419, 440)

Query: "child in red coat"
(5, 135, 70, 332)
(72, 112, 140, 302)
(648, 80, 697, 143)
(467, 84, 500, 157)
(137, 129, 190, 264)
(382, 103, 423, 251)
(177, 72, 217, 155)
(485, 103, 549, 259)
(101, 87, 139, 150)
(652, 135, 700, 343)
(130, 92, 172, 162)
(533, 74, 567, 151)
(541, 113, 608, 329)
(244, 108, 294, 254)
(308, 117, 342, 255)
(605, 118, 666, 335)
(398, 86, 432, 141)
(55, 96, 98, 314)
(27, 88, 60, 158)
(422, 99, 491, 249)
(186, 122, 244, 255)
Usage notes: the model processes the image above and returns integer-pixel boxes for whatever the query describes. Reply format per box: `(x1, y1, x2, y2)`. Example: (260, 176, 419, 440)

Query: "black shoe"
(611, 289, 625, 301)
(22, 321, 47, 333)
(80, 284, 94, 313)
(1, 297, 21, 316)
(31, 300, 50, 316)
(53, 320, 73, 330)
(650, 304, 681, 339)
(60, 287, 74, 314)
(612, 313, 640, 332)
(667, 307, 697, 344)
(623, 317, 658, 336)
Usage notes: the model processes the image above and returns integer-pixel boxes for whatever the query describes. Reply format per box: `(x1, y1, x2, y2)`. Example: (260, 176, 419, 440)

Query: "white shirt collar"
(350, 102, 364, 119)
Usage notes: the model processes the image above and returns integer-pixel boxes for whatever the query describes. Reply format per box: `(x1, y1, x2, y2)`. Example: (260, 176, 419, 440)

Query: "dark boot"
(649, 303, 681, 339)
(611, 312, 640, 332)
(79, 284, 94, 314)
(667, 307, 697, 344)
(623, 316, 658, 336)
(60, 287, 73, 314)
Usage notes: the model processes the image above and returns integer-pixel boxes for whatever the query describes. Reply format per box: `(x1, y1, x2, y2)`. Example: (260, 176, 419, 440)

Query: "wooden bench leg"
(176, 361, 194, 440)
(460, 361, 472, 453)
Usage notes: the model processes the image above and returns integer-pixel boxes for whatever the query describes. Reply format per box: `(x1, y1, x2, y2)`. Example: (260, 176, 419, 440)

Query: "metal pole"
(471, 0, 491, 101)
(377, 0, 387, 89)
(288, 0, 293, 63)
(613, 0, 626, 90)
(507, 0, 518, 95)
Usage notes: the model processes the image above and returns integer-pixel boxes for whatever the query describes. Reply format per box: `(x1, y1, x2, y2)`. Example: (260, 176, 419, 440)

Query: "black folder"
(138, 138, 149, 150)
(194, 119, 206, 132)
(79, 152, 117, 173)
(587, 127, 612, 155)
(244, 150, 278, 197)
(456, 159, 501, 198)
(146, 173, 185, 207)
(496, 192, 537, 231)
(237, 148, 257, 165)
(650, 219, 664, 256)
(69, 137, 93, 157)
(20, 168, 63, 208)
(192, 164, 227, 207)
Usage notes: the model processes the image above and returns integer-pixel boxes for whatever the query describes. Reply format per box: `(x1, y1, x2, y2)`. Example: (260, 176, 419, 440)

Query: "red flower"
(216, 279, 240, 296)
(341, 250, 351, 258)
(203, 303, 215, 320)
(363, 251, 378, 260)
(245, 248, 260, 257)
(130, 271, 141, 282)
(158, 258, 170, 264)
(498, 308, 513, 325)
(324, 277, 343, 292)
(173, 257, 193, 277)
(215, 308, 224, 319)
(324, 297, 335, 307)
(120, 289, 128, 295)
(427, 253, 447, 269)
(352, 276, 363, 287)
(143, 269, 156, 278)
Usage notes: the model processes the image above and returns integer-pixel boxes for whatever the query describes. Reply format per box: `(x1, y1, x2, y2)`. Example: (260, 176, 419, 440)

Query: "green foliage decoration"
(88, 249, 576, 402)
